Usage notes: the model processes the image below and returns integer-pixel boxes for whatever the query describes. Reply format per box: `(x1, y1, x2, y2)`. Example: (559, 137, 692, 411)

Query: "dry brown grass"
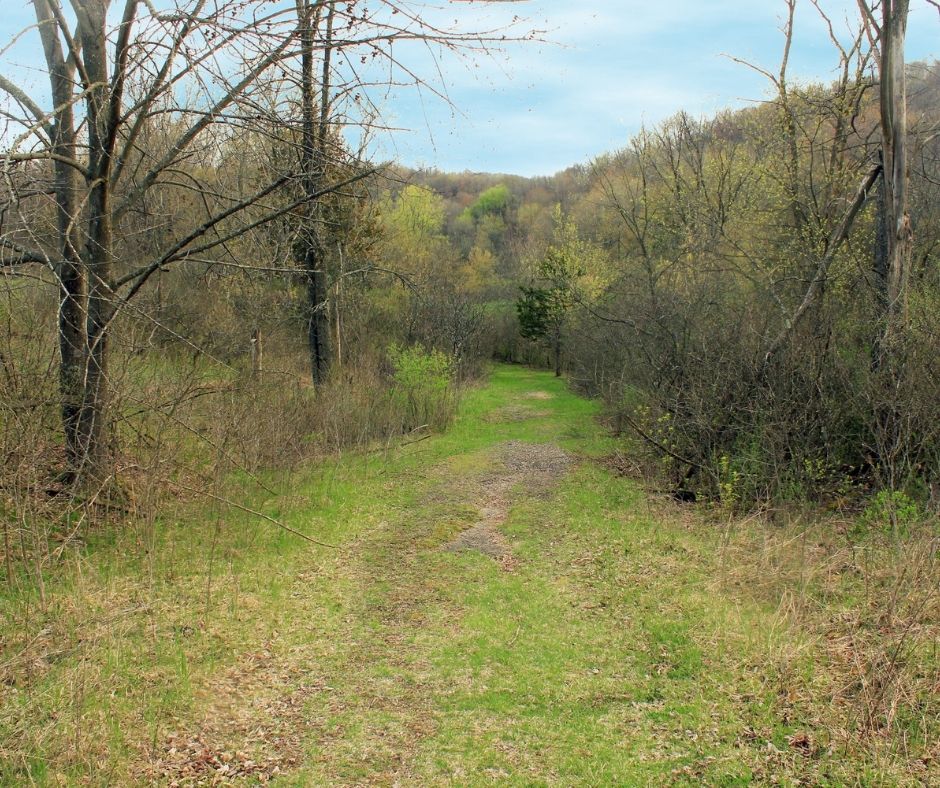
(0, 324, 465, 783)
(713, 509, 940, 771)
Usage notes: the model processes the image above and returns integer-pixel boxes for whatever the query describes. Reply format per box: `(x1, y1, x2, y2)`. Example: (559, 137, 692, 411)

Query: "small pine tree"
(515, 206, 587, 376)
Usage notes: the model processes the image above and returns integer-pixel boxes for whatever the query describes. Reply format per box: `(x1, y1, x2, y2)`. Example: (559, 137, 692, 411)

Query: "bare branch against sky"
(1, 1, 937, 175)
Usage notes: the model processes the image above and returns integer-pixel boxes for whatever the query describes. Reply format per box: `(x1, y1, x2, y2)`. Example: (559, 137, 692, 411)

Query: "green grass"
(0, 365, 936, 786)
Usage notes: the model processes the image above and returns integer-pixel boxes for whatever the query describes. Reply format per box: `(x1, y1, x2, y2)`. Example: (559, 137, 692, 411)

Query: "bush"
(388, 343, 456, 432)
(860, 489, 924, 538)
(213, 344, 459, 469)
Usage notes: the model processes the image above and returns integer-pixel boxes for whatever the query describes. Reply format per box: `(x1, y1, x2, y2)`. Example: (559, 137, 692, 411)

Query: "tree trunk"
(77, 294, 113, 483)
(305, 244, 330, 384)
(778, 0, 804, 232)
(33, 0, 86, 471)
(296, 0, 334, 386)
(878, 0, 912, 328)
(873, 153, 889, 304)
(864, 0, 913, 490)
(553, 332, 562, 377)
(871, 159, 890, 368)
(58, 265, 86, 470)
(75, 0, 118, 485)
(334, 242, 343, 367)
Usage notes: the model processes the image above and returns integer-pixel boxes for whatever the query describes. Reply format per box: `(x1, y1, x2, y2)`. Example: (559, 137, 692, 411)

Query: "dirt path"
(148, 393, 576, 786)
(130, 367, 934, 787)
(8, 367, 934, 785)
(444, 441, 571, 565)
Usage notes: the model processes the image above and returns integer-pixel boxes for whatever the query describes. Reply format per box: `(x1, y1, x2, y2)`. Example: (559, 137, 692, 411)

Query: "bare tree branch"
(0, 75, 53, 139)
(762, 163, 883, 369)
(114, 30, 296, 221)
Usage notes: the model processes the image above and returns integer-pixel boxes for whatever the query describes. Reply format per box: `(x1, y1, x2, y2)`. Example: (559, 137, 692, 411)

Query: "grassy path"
(147, 366, 791, 785)
(4, 366, 932, 785)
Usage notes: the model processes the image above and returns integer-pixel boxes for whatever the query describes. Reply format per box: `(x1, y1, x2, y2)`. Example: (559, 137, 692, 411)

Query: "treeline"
(553, 62, 936, 513)
(406, 56, 940, 513)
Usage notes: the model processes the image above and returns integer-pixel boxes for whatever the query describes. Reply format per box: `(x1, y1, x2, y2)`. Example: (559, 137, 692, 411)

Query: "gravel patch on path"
(444, 441, 571, 564)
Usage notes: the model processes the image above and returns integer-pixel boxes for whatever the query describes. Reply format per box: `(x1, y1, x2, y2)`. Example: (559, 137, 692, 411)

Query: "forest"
(1, 1, 939, 784)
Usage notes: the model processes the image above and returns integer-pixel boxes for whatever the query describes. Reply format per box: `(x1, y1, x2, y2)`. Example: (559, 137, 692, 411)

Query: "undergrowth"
(0, 365, 936, 785)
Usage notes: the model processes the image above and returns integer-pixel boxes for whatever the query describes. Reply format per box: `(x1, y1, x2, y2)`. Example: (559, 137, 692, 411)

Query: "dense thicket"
(520, 62, 940, 510)
(405, 60, 940, 512)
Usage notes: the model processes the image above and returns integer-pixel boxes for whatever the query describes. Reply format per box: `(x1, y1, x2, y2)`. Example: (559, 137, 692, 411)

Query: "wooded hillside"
(1, 2, 938, 784)
(403, 58, 940, 511)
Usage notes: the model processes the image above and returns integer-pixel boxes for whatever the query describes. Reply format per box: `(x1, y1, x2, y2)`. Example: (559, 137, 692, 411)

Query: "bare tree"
(0, 0, 535, 486)
(285, 0, 535, 385)
(0, 1, 307, 485)
(858, 0, 914, 327)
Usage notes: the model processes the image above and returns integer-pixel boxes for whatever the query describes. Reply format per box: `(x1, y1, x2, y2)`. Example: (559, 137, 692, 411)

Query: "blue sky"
(370, 0, 940, 175)
(2, 1, 938, 177)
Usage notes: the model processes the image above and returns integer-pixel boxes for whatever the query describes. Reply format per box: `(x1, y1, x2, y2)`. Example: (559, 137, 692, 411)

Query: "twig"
(619, 410, 709, 473)
(366, 426, 432, 455)
(168, 481, 340, 549)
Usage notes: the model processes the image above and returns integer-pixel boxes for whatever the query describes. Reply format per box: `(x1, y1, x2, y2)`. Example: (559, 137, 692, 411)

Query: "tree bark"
(305, 244, 330, 383)
(553, 331, 562, 377)
(33, 0, 86, 471)
(334, 242, 343, 367)
(79, 1, 113, 482)
(296, 0, 333, 386)
(72, 0, 130, 484)
(877, 0, 912, 326)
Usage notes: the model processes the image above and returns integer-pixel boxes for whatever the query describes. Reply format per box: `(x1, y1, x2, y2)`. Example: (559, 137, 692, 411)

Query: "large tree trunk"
(33, 0, 86, 471)
(296, 0, 333, 386)
(863, 0, 913, 491)
(75, 0, 118, 485)
(877, 0, 912, 327)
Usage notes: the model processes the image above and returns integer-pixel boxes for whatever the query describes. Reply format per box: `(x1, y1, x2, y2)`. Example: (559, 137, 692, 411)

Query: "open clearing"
(1, 366, 936, 786)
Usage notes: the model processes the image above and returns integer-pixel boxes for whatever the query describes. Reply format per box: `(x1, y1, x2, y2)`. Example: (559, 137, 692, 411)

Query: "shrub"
(860, 489, 924, 538)
(388, 343, 456, 432)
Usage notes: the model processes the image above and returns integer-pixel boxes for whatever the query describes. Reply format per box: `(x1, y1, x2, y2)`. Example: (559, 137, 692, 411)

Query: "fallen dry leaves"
(142, 642, 328, 785)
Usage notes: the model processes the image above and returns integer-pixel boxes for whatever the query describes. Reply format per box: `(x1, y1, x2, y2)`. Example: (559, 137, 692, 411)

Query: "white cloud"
(2, 0, 938, 175)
